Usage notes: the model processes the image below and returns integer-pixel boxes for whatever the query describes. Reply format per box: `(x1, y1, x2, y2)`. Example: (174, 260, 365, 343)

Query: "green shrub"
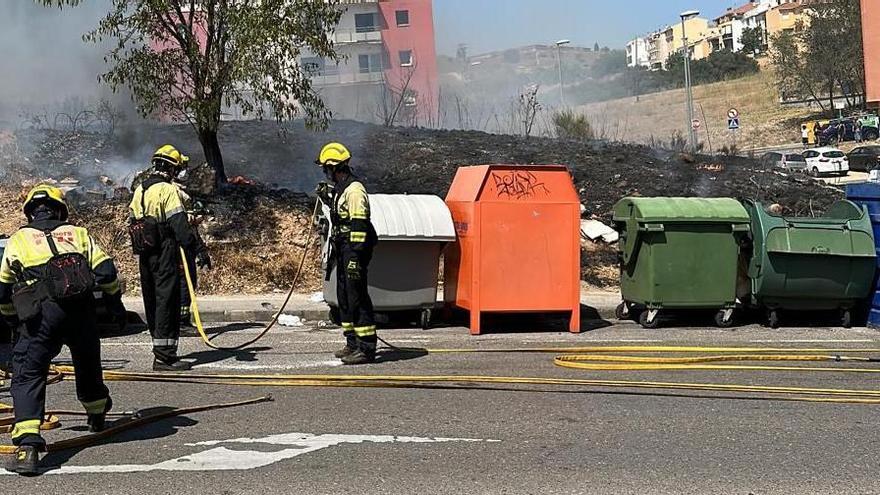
(553, 110, 594, 140)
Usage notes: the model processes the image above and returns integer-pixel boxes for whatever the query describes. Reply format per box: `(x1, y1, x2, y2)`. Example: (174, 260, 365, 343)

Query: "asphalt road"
(4, 319, 880, 494)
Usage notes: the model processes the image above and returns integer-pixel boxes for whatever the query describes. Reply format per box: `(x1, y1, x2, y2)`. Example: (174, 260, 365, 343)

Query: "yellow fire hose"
(9, 197, 880, 458)
(182, 199, 320, 351)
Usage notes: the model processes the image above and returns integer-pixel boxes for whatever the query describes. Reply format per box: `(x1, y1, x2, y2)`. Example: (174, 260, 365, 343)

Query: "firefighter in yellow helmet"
(317, 142, 378, 365)
(1, 185, 120, 475)
(129, 145, 211, 372)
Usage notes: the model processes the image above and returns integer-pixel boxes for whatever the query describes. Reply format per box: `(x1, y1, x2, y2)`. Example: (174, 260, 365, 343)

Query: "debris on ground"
(0, 120, 846, 293)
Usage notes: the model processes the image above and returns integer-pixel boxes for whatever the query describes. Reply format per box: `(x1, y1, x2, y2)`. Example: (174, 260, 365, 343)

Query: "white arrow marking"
(1, 432, 499, 475)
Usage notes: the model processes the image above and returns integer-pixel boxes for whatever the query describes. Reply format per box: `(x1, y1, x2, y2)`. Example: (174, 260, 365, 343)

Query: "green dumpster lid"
(613, 197, 750, 223)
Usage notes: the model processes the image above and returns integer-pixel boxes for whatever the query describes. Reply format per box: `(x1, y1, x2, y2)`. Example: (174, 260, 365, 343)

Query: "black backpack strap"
(140, 178, 165, 218)
(43, 229, 61, 257)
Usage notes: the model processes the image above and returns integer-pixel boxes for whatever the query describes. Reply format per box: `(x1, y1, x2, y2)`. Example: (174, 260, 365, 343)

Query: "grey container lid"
(370, 194, 456, 242)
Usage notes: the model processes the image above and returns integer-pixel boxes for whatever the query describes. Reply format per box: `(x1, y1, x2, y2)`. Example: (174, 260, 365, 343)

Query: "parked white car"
(760, 151, 808, 173)
(802, 147, 849, 177)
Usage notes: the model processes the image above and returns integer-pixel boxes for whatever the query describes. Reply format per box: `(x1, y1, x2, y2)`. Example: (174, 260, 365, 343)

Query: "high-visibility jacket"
(129, 177, 201, 252)
(332, 177, 376, 250)
(0, 219, 119, 317)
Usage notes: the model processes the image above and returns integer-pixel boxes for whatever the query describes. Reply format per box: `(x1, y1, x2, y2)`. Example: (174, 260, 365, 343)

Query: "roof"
(613, 197, 750, 223)
(369, 194, 455, 242)
(716, 1, 759, 21)
(777, 1, 808, 12)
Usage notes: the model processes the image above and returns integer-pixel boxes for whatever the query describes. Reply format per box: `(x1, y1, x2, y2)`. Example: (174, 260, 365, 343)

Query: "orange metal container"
(444, 165, 581, 335)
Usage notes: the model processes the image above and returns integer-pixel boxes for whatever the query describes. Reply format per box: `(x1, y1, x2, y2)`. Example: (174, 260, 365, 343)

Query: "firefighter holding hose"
(316, 142, 378, 365)
(129, 145, 211, 372)
(1, 185, 121, 475)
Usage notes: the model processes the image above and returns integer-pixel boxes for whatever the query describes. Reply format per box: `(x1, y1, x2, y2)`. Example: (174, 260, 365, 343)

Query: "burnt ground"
(0, 120, 844, 293)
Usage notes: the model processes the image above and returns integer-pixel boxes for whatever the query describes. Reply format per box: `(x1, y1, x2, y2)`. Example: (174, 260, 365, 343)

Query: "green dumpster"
(742, 199, 876, 328)
(613, 197, 751, 328)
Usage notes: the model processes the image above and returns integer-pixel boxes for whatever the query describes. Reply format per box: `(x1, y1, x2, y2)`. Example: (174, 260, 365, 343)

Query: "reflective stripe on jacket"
(333, 179, 373, 248)
(0, 221, 119, 316)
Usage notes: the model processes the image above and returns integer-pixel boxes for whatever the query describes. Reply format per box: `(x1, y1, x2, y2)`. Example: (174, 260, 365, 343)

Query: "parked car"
(847, 145, 880, 172)
(818, 119, 880, 145)
(802, 147, 849, 177)
(760, 151, 808, 172)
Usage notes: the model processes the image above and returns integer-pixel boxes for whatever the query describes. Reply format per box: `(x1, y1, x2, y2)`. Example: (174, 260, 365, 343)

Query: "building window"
(301, 57, 325, 75)
(399, 50, 413, 67)
(355, 13, 379, 33)
(358, 53, 384, 73)
(395, 10, 410, 27)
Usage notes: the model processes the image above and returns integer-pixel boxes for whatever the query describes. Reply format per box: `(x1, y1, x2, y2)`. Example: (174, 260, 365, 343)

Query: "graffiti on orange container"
(491, 171, 550, 199)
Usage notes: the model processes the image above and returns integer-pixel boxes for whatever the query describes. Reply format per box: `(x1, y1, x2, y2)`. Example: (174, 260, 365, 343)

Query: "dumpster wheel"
(638, 309, 661, 329)
(841, 309, 853, 329)
(767, 309, 781, 329)
(714, 309, 735, 328)
(420, 309, 432, 330)
(615, 302, 632, 321)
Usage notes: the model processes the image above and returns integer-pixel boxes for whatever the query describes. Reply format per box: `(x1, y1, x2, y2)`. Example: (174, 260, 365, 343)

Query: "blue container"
(846, 183, 880, 327)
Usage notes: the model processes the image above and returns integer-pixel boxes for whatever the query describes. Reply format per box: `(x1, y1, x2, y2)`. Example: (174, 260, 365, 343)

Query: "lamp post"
(680, 10, 699, 152)
(555, 39, 571, 108)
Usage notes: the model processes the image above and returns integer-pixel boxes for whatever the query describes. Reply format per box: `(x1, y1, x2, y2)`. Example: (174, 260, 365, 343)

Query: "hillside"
(576, 72, 815, 151)
(0, 121, 843, 294)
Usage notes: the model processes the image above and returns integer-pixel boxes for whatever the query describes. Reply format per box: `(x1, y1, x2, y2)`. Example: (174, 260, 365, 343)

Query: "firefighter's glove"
(346, 259, 361, 280)
(315, 182, 332, 204)
(196, 249, 213, 270)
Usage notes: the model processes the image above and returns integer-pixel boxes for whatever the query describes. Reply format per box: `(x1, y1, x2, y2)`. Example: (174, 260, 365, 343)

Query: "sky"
(433, 0, 737, 56)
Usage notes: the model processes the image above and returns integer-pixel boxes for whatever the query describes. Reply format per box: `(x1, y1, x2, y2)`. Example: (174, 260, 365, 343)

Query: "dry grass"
(576, 72, 816, 151)
(0, 185, 324, 296)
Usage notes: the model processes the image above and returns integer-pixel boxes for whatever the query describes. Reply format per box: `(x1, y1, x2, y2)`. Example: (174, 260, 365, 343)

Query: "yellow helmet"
(24, 184, 68, 221)
(316, 142, 351, 167)
(152, 144, 189, 169)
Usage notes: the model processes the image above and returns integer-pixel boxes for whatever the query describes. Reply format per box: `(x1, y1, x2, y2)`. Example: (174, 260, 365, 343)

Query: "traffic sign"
(728, 108, 739, 119)
(728, 117, 740, 130)
(691, 119, 701, 130)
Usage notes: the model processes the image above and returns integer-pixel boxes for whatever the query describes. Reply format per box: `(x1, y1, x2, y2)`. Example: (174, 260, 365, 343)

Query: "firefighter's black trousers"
(139, 237, 181, 363)
(335, 242, 376, 354)
(11, 296, 109, 448)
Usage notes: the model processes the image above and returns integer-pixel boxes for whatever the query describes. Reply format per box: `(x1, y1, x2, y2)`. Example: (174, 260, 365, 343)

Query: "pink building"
(863, 0, 880, 109)
(302, 0, 439, 125)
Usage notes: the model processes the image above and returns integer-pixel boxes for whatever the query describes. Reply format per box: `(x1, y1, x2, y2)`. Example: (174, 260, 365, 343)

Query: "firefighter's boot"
(153, 358, 193, 372)
(6, 445, 39, 476)
(87, 397, 113, 433)
(341, 349, 375, 365)
(334, 330, 358, 358)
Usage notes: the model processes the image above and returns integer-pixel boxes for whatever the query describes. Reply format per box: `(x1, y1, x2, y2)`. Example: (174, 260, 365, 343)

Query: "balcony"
(311, 70, 384, 86)
(332, 28, 382, 44)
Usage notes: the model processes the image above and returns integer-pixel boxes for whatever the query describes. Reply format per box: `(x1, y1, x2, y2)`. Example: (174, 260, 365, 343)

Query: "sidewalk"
(121, 288, 622, 324)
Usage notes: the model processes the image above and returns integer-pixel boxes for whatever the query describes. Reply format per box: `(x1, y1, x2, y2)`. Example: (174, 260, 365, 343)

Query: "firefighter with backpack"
(0, 185, 122, 475)
(129, 145, 211, 372)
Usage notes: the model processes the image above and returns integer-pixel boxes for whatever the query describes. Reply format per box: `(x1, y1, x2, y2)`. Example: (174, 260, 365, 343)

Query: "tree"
(594, 42, 600, 52)
(740, 26, 765, 55)
(768, 0, 864, 111)
(40, 0, 343, 184)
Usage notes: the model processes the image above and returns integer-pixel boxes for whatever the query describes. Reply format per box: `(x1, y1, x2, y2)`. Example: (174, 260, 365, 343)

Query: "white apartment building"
(626, 37, 650, 68)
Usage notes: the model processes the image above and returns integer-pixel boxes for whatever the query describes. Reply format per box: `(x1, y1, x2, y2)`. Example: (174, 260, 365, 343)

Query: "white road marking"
(101, 343, 153, 347)
(193, 361, 342, 370)
(749, 339, 876, 344)
(2, 432, 499, 475)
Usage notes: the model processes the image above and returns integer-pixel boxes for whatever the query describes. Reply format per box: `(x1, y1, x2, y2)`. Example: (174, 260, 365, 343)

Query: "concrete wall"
(863, 0, 880, 109)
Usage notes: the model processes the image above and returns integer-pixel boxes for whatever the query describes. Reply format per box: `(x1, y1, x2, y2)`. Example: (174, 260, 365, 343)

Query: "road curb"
(191, 305, 619, 324)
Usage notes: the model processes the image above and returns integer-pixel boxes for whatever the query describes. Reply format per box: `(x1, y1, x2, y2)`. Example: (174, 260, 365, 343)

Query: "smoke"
(0, 0, 135, 127)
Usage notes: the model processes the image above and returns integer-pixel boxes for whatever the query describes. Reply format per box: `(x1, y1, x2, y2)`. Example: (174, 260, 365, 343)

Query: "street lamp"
(680, 10, 699, 152)
(555, 39, 570, 108)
